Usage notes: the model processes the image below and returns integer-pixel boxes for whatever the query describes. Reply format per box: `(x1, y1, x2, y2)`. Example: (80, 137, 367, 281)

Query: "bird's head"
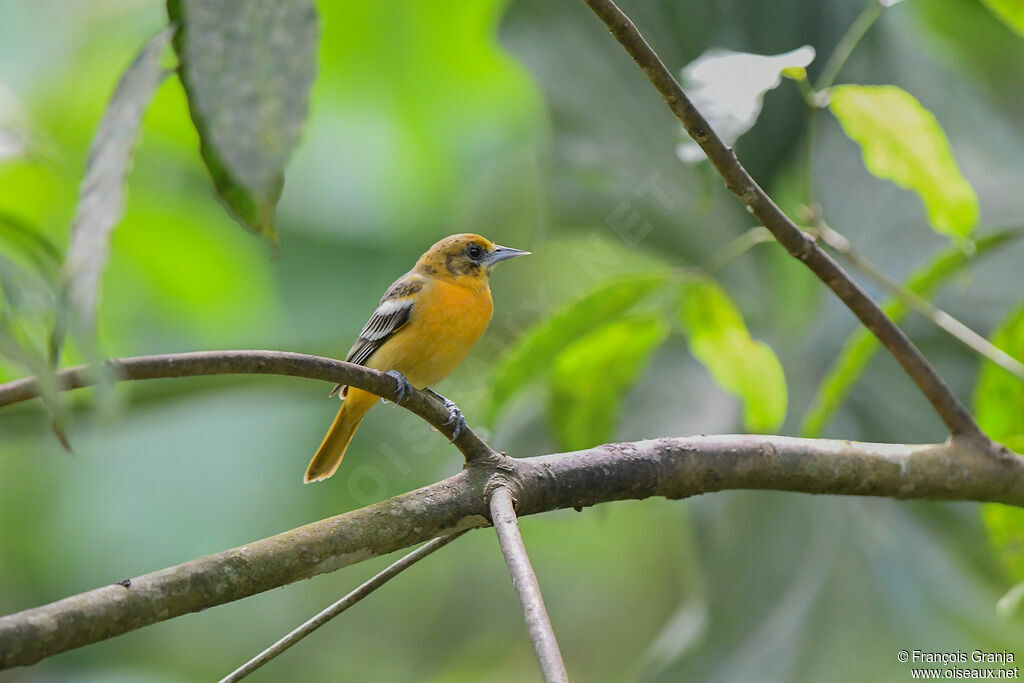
(415, 233, 529, 285)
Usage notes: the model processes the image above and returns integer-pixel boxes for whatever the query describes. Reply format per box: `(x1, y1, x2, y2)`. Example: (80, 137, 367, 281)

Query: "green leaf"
(487, 272, 670, 423)
(62, 28, 172, 329)
(975, 302, 1024, 442)
(829, 85, 979, 238)
(549, 315, 669, 451)
(980, 0, 1024, 38)
(167, 0, 319, 240)
(802, 228, 1021, 437)
(677, 278, 787, 432)
(983, 504, 1024, 582)
(677, 46, 815, 163)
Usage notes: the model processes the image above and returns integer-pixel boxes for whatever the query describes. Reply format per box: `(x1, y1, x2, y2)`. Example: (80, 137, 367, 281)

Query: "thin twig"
(814, 0, 886, 91)
(703, 226, 774, 274)
(489, 486, 568, 683)
(804, 0, 889, 202)
(1, 433, 1020, 668)
(580, 0, 984, 440)
(0, 350, 498, 462)
(814, 221, 1024, 380)
(220, 530, 469, 683)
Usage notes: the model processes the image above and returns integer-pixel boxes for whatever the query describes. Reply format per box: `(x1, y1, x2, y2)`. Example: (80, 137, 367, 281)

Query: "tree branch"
(0, 350, 498, 463)
(2, 433, 1021, 669)
(579, 0, 985, 441)
(812, 220, 1024, 381)
(221, 530, 469, 682)
(489, 486, 568, 683)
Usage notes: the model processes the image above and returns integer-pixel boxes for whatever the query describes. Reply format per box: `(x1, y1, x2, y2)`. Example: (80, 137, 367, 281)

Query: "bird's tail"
(304, 387, 377, 483)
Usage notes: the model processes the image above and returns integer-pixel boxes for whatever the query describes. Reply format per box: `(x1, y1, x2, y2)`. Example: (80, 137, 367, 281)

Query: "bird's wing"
(331, 272, 424, 397)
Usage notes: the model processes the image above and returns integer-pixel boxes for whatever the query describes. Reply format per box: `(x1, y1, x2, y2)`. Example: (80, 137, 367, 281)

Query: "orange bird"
(304, 233, 529, 483)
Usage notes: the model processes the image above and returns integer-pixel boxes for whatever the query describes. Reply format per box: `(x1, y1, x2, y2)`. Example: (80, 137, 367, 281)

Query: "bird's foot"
(427, 389, 466, 440)
(385, 370, 413, 403)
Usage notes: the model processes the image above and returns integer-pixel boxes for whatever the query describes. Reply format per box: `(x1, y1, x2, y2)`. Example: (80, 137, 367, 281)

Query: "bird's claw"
(385, 370, 413, 403)
(426, 389, 466, 440)
(441, 398, 466, 440)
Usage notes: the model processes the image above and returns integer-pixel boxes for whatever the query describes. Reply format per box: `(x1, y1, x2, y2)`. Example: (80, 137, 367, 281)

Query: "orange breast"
(366, 278, 493, 389)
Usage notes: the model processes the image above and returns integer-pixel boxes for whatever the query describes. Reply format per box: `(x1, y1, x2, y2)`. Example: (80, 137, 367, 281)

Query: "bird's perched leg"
(385, 370, 413, 403)
(426, 388, 467, 440)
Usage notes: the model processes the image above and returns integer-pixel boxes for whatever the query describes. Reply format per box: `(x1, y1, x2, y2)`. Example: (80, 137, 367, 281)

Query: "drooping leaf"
(828, 85, 979, 239)
(487, 272, 670, 422)
(801, 228, 1021, 437)
(677, 46, 815, 163)
(980, 0, 1024, 38)
(677, 278, 787, 432)
(62, 28, 172, 330)
(975, 302, 1024, 442)
(167, 0, 319, 240)
(549, 314, 669, 451)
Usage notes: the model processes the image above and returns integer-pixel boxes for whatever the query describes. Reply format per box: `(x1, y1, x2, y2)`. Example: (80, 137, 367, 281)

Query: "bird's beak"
(487, 245, 531, 266)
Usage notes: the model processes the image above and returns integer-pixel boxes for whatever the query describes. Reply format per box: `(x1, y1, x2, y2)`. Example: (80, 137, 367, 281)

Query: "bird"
(304, 233, 530, 483)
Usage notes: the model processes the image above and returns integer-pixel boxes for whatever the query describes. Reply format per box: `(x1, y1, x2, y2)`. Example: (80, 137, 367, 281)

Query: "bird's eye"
(467, 244, 484, 260)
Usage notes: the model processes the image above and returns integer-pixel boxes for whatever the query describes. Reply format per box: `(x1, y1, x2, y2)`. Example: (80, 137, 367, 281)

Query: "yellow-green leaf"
(829, 85, 979, 238)
(487, 272, 670, 423)
(678, 278, 787, 432)
(549, 315, 669, 451)
(980, 0, 1024, 38)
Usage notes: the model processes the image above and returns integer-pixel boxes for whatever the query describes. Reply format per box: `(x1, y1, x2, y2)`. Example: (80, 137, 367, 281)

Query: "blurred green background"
(3, 0, 1024, 680)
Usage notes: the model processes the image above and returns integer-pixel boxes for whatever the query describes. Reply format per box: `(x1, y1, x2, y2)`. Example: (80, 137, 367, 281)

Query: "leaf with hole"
(829, 85, 979, 239)
(487, 271, 670, 423)
(549, 314, 669, 451)
(677, 46, 815, 163)
(168, 0, 319, 240)
(678, 278, 786, 432)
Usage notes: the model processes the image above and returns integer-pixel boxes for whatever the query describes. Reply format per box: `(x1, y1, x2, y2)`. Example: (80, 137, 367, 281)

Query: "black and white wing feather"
(331, 273, 424, 397)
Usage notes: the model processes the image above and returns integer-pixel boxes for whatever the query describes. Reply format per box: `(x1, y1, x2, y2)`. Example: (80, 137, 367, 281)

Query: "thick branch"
(490, 486, 568, 683)
(580, 0, 983, 440)
(2, 434, 1022, 668)
(0, 350, 497, 462)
